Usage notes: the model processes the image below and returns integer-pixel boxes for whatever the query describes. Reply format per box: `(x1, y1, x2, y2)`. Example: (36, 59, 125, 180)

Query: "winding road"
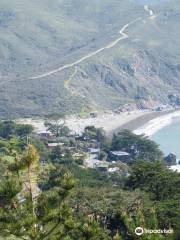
(30, 18, 141, 80)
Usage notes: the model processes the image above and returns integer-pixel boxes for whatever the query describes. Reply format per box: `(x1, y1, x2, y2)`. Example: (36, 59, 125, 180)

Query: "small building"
(109, 151, 131, 163)
(73, 152, 86, 160)
(88, 148, 100, 154)
(94, 162, 109, 172)
(47, 142, 64, 149)
(39, 132, 53, 141)
(87, 148, 100, 161)
(40, 132, 52, 138)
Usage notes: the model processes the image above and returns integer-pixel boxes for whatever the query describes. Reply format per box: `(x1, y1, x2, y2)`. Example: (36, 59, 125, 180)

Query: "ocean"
(152, 117, 180, 158)
(134, 110, 180, 171)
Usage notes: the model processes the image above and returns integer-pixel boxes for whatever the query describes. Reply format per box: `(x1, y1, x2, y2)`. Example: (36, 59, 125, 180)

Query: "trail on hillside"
(144, 5, 156, 19)
(30, 18, 142, 80)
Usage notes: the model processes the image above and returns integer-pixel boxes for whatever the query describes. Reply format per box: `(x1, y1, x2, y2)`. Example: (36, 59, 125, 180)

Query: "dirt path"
(144, 5, 156, 19)
(30, 18, 141, 80)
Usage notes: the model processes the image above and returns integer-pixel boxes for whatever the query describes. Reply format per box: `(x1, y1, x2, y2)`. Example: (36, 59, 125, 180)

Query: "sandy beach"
(16, 108, 178, 136)
(16, 110, 150, 135)
(66, 110, 149, 134)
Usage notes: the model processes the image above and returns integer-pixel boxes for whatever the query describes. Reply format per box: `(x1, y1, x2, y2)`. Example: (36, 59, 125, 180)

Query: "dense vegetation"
(0, 121, 179, 239)
(111, 130, 163, 162)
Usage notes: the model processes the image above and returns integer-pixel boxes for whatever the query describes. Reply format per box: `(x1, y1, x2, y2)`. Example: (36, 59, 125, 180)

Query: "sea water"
(134, 111, 180, 171)
(152, 117, 180, 159)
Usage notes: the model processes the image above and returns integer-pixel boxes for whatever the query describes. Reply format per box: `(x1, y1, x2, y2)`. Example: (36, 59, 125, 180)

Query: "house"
(40, 132, 52, 138)
(88, 148, 100, 159)
(73, 152, 86, 160)
(94, 162, 109, 171)
(39, 132, 53, 141)
(109, 151, 131, 163)
(47, 142, 64, 149)
(85, 149, 101, 168)
(88, 148, 100, 154)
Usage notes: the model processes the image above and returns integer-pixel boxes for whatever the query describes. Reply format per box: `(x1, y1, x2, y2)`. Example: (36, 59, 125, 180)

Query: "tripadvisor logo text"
(135, 227, 173, 236)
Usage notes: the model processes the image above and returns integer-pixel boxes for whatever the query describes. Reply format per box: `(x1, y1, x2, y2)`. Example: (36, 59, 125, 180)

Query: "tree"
(44, 115, 70, 138)
(155, 200, 180, 240)
(126, 161, 180, 239)
(84, 126, 106, 143)
(0, 121, 33, 139)
(99, 151, 107, 161)
(15, 124, 33, 138)
(0, 121, 16, 139)
(112, 130, 163, 162)
(0, 144, 74, 239)
(126, 161, 179, 201)
(164, 153, 177, 166)
(0, 144, 110, 240)
(50, 146, 63, 161)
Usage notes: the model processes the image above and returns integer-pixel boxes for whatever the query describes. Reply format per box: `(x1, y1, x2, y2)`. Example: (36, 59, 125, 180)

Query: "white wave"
(134, 110, 180, 136)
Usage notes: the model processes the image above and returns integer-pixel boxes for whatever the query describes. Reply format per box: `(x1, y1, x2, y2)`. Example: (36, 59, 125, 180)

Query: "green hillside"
(0, 0, 180, 118)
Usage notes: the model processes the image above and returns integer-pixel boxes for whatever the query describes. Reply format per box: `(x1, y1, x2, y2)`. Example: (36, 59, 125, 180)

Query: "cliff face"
(0, 0, 180, 118)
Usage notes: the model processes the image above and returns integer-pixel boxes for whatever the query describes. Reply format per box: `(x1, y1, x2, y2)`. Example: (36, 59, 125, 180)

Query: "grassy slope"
(0, 0, 144, 75)
(0, 0, 179, 118)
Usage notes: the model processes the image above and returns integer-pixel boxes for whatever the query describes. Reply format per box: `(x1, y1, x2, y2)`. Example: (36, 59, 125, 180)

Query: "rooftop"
(110, 151, 130, 156)
(88, 148, 100, 153)
(47, 143, 64, 147)
(95, 162, 109, 168)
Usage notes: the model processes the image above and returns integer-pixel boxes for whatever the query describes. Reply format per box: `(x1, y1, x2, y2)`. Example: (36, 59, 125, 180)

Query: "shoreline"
(16, 110, 149, 134)
(108, 109, 177, 137)
(15, 108, 179, 137)
(133, 110, 180, 137)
